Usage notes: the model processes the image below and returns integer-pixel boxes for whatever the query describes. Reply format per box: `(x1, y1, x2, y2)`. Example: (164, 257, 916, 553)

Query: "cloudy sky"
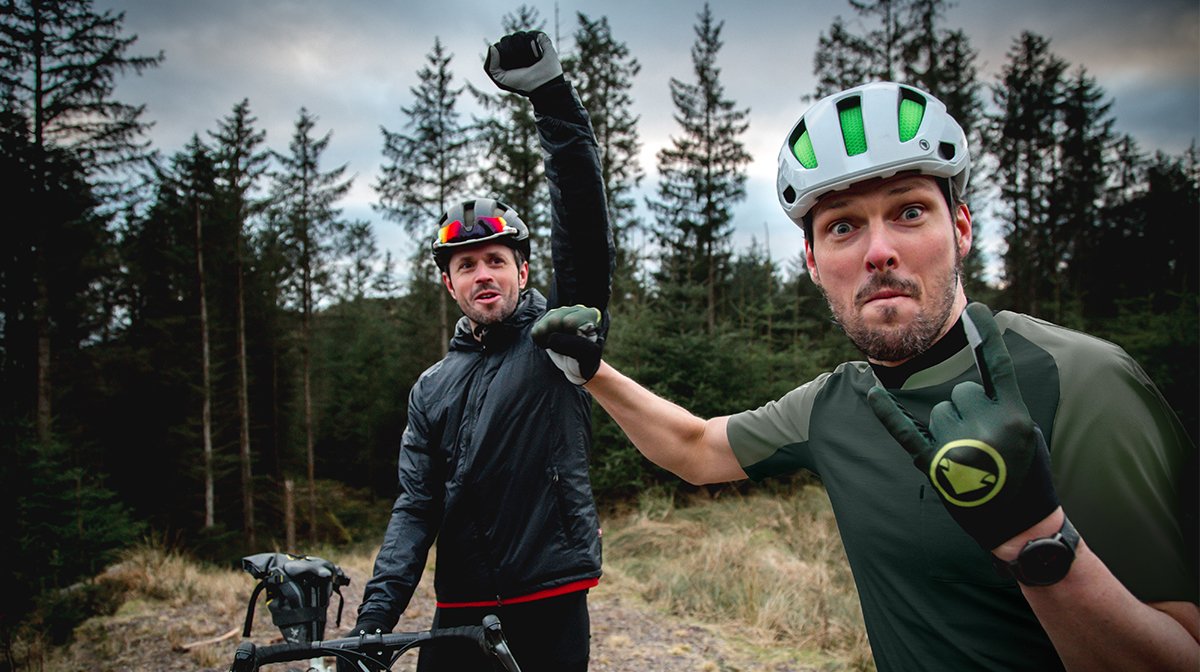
(94, 0, 1199, 280)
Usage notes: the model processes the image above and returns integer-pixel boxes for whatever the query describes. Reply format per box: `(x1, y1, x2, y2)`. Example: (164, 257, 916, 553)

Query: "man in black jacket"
(345, 30, 614, 672)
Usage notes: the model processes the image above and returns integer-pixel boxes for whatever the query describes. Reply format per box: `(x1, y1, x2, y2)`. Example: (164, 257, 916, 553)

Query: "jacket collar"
(450, 289, 546, 351)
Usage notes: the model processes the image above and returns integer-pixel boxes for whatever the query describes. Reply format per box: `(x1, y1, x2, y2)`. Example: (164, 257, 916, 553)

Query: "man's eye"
(901, 206, 923, 220)
(830, 222, 853, 236)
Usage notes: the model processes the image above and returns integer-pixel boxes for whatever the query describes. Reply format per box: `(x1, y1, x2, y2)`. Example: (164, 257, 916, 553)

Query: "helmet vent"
(938, 142, 956, 160)
(897, 89, 927, 142)
(837, 97, 867, 157)
(782, 185, 796, 204)
(790, 121, 818, 169)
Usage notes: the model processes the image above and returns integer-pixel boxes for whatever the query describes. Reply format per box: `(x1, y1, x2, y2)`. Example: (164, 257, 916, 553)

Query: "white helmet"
(776, 81, 970, 227)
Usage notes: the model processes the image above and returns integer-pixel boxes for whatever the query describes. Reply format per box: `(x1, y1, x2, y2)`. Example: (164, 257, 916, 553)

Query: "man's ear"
(441, 271, 456, 298)
(518, 260, 529, 289)
(805, 238, 821, 285)
(954, 203, 973, 258)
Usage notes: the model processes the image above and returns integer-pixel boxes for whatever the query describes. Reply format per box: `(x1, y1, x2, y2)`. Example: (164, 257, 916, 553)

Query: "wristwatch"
(992, 515, 1079, 586)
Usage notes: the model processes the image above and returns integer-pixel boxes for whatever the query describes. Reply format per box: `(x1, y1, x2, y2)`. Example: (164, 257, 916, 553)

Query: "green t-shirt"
(727, 310, 1196, 672)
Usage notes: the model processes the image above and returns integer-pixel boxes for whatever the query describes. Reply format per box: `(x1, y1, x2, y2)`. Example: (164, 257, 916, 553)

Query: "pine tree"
(336, 220, 380, 301)
(562, 12, 644, 304)
(1052, 68, 1114, 322)
(374, 37, 471, 355)
(848, 0, 911, 80)
(0, 0, 161, 444)
(209, 99, 271, 546)
(175, 136, 220, 532)
(647, 3, 751, 333)
(812, 16, 873, 99)
(107, 137, 216, 534)
(986, 32, 1068, 315)
(269, 108, 352, 542)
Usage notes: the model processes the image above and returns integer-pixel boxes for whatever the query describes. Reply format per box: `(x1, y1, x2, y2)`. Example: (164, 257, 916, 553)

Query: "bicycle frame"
(227, 614, 521, 672)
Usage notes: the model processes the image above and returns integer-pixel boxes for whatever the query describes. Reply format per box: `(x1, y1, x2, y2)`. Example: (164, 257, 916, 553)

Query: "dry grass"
(600, 484, 873, 669)
(16, 485, 874, 671)
(20, 542, 381, 672)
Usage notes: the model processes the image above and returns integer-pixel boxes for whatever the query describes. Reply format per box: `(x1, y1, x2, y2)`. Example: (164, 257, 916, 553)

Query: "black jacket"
(357, 78, 614, 629)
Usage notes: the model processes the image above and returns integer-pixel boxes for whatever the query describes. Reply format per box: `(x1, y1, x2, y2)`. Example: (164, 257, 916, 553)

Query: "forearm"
(998, 509, 1200, 671)
(584, 361, 745, 484)
(533, 79, 615, 311)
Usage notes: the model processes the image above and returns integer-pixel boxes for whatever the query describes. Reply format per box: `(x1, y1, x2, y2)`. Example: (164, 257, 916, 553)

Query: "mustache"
(855, 274, 921, 306)
(471, 284, 503, 300)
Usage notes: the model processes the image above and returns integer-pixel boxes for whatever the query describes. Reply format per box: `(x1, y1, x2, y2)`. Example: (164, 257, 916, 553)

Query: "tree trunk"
(303, 272, 317, 544)
(35, 274, 51, 445)
(196, 201, 215, 528)
(285, 478, 296, 551)
(236, 234, 255, 547)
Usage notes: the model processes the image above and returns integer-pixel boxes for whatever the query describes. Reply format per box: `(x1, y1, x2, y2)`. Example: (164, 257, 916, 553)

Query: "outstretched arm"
(529, 306, 745, 484)
(585, 361, 747, 485)
(485, 30, 615, 314)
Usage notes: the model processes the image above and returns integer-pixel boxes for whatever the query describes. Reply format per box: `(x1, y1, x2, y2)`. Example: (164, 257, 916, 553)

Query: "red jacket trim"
(435, 577, 599, 609)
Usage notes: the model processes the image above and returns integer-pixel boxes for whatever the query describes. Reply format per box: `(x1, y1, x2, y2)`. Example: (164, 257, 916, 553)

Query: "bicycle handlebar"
(228, 614, 520, 672)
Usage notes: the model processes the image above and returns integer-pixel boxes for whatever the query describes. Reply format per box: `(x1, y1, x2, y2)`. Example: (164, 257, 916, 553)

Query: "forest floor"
(32, 566, 840, 672)
(20, 489, 872, 672)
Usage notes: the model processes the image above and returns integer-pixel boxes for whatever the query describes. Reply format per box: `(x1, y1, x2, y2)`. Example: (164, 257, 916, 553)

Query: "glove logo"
(929, 439, 1007, 507)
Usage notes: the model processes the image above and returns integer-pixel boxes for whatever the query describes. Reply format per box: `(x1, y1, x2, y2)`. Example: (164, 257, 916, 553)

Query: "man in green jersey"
(531, 81, 1198, 671)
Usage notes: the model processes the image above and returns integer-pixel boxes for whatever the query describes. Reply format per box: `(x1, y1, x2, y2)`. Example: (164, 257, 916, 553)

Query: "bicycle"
(227, 613, 522, 672)
(227, 551, 522, 672)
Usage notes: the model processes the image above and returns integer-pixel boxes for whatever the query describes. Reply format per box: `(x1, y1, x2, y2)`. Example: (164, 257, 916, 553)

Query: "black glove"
(531, 305, 604, 385)
(866, 302, 1059, 551)
(334, 619, 391, 672)
(484, 30, 564, 95)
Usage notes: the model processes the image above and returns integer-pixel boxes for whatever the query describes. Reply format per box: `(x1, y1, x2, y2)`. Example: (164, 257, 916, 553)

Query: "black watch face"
(1019, 539, 1074, 585)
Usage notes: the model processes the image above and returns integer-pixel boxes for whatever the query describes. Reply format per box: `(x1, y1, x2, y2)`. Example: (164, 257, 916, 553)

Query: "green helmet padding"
(898, 97, 926, 142)
(792, 127, 818, 169)
(839, 102, 867, 156)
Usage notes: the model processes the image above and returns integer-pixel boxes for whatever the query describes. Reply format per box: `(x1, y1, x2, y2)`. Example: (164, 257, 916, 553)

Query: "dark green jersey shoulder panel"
(725, 310, 1196, 672)
(1000, 312, 1197, 604)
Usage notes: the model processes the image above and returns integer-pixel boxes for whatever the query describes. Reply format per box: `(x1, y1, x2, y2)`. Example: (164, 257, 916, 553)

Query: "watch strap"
(992, 514, 1079, 586)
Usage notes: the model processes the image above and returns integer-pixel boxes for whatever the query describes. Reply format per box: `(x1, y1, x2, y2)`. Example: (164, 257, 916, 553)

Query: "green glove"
(866, 302, 1059, 551)
(531, 305, 603, 385)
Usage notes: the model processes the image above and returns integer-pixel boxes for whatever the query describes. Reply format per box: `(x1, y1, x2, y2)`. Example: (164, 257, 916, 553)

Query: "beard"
(458, 284, 521, 329)
(820, 254, 962, 362)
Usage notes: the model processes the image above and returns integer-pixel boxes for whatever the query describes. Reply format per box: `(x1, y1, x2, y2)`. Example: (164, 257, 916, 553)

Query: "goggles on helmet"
(437, 215, 514, 246)
(431, 198, 531, 272)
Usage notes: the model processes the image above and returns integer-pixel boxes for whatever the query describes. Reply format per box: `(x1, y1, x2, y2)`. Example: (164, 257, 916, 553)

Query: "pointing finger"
(961, 302, 1019, 404)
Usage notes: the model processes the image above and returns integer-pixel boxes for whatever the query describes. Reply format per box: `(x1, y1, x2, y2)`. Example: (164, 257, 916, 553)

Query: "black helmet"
(432, 198, 530, 272)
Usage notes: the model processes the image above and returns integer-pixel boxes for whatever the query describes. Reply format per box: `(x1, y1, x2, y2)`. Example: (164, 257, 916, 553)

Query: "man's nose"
(473, 265, 496, 283)
(863, 224, 899, 273)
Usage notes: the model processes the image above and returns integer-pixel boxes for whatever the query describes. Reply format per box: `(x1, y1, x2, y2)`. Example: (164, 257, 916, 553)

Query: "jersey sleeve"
(1008, 315, 1198, 604)
(726, 372, 832, 481)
